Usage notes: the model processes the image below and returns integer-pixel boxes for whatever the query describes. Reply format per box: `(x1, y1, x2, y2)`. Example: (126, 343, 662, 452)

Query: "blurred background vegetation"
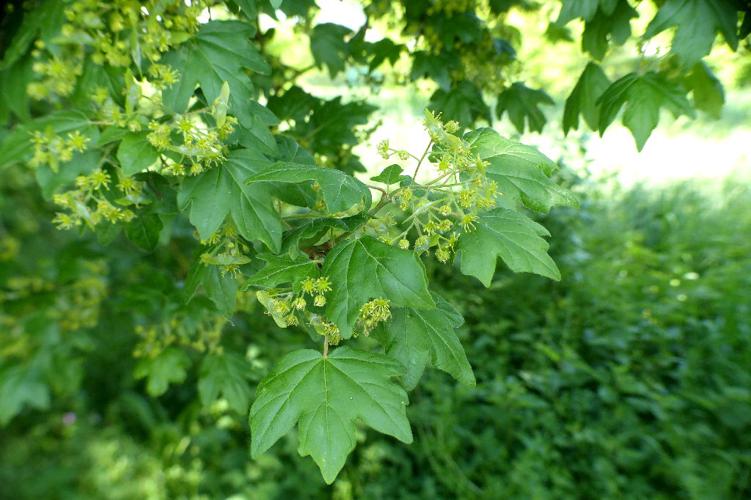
(1, 1, 750, 499)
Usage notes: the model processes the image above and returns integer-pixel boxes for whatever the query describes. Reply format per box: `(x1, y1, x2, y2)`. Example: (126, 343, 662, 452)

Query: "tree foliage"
(0, 0, 748, 485)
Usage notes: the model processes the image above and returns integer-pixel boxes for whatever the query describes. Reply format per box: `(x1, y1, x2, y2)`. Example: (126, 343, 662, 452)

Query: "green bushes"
(2, 174, 750, 499)
(367, 179, 751, 499)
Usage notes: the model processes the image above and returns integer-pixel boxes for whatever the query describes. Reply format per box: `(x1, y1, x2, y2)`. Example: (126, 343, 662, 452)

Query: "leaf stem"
(366, 184, 388, 195)
(412, 140, 433, 180)
(323, 337, 329, 358)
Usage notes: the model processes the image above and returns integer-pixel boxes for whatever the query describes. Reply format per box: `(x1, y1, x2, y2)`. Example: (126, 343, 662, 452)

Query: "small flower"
(358, 298, 391, 335)
(458, 189, 476, 209)
(377, 139, 390, 159)
(52, 213, 78, 230)
(272, 298, 290, 315)
(176, 115, 193, 134)
(89, 170, 110, 189)
(92, 86, 110, 105)
(396, 187, 413, 211)
(314, 277, 331, 294)
(301, 277, 316, 294)
(444, 120, 460, 133)
(53, 193, 74, 208)
(67, 131, 89, 152)
(118, 176, 139, 195)
(461, 214, 478, 231)
(435, 247, 450, 263)
(398, 238, 410, 250)
(284, 314, 299, 326)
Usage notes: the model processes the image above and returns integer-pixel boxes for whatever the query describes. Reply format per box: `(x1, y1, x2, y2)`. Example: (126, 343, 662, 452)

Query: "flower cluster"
(55, 260, 109, 331)
(200, 225, 251, 277)
(355, 298, 391, 337)
(26, 0, 242, 242)
(300, 276, 332, 308)
(375, 110, 498, 263)
(377, 139, 410, 162)
(28, 0, 209, 101)
(0, 260, 108, 332)
(256, 276, 340, 344)
(411, 2, 515, 95)
(148, 113, 236, 176)
(133, 308, 227, 359)
(310, 315, 342, 346)
(27, 40, 84, 99)
(455, 30, 516, 95)
(52, 169, 144, 230)
(29, 130, 90, 172)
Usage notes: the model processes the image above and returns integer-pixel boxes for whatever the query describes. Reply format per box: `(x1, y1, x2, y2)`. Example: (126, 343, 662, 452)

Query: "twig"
(413, 140, 433, 180)
(366, 184, 388, 195)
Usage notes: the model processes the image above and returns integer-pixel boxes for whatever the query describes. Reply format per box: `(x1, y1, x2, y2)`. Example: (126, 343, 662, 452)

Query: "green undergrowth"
(1, 175, 750, 499)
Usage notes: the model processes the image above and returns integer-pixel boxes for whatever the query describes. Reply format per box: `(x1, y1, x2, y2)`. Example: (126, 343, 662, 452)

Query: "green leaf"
(429, 81, 491, 128)
(364, 39, 403, 71)
(456, 208, 560, 285)
(281, 216, 366, 258)
(685, 62, 725, 119)
(0, 58, 33, 122)
(556, 0, 601, 24)
(162, 21, 273, 151)
(563, 62, 611, 134)
(96, 127, 129, 147)
(411, 51, 457, 90)
(0, 0, 64, 70)
(250, 347, 412, 484)
(125, 213, 163, 251)
(185, 263, 238, 314)
(322, 236, 435, 338)
(0, 366, 50, 425)
(235, 0, 258, 18)
(374, 294, 474, 389)
(205, 266, 239, 315)
(371, 164, 406, 185)
(177, 167, 232, 240)
(199, 353, 255, 414)
(597, 72, 695, 150)
(177, 149, 282, 251)
(645, 0, 739, 65)
(465, 128, 578, 212)
(134, 348, 191, 397)
(310, 23, 352, 77)
(496, 82, 554, 133)
(270, 0, 284, 8)
(270, 93, 375, 174)
(246, 161, 372, 215)
(245, 252, 319, 288)
(580, 0, 636, 60)
(117, 132, 159, 176)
